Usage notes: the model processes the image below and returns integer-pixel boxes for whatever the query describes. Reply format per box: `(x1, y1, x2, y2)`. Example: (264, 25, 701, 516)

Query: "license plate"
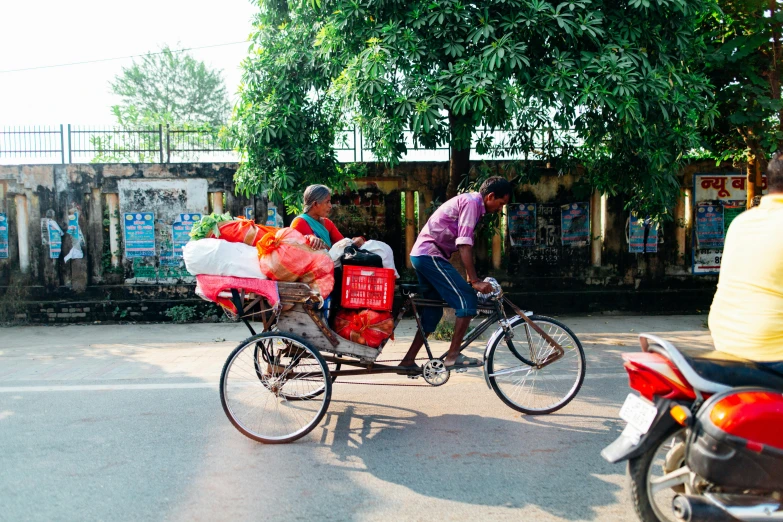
(619, 393, 658, 435)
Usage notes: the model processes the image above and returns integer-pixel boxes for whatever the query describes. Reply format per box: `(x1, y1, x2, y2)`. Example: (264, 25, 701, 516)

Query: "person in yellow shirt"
(708, 152, 783, 366)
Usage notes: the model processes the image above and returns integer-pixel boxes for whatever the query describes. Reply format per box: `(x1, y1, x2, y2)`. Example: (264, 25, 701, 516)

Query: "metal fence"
(1, 124, 572, 165)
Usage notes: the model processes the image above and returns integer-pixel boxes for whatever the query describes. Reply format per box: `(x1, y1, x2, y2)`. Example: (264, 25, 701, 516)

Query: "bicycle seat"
(677, 346, 783, 390)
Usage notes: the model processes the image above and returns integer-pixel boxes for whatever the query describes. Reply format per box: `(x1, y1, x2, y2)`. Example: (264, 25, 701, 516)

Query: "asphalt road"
(0, 315, 713, 521)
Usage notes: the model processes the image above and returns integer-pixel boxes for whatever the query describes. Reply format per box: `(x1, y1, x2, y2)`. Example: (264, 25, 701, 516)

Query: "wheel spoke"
(220, 333, 331, 443)
(488, 316, 585, 414)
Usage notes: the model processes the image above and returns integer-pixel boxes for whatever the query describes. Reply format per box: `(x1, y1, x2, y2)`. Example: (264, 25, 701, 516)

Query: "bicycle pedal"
(407, 374, 420, 380)
(455, 368, 468, 373)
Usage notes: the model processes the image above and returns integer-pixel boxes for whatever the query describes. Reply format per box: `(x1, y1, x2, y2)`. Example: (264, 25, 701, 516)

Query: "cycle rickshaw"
(200, 274, 586, 444)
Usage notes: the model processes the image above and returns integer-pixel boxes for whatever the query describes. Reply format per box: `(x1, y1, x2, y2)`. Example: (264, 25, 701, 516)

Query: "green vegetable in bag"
(188, 212, 233, 240)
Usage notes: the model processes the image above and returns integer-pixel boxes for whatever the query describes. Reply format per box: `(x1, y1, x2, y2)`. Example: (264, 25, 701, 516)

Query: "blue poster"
(67, 211, 80, 241)
(48, 220, 63, 259)
(265, 207, 277, 227)
(123, 212, 156, 258)
(173, 213, 201, 257)
(561, 202, 590, 245)
(244, 206, 254, 221)
(696, 203, 724, 249)
(508, 204, 537, 247)
(0, 213, 8, 259)
(629, 214, 658, 253)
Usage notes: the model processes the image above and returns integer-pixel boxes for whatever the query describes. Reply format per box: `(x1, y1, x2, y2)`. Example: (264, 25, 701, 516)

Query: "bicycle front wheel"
(486, 315, 585, 415)
(220, 332, 331, 444)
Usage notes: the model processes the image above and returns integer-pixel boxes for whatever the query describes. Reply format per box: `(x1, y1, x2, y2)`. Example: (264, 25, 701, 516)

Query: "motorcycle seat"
(677, 346, 783, 390)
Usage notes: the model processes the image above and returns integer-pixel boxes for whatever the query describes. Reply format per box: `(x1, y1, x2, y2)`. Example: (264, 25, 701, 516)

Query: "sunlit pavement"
(0, 315, 711, 521)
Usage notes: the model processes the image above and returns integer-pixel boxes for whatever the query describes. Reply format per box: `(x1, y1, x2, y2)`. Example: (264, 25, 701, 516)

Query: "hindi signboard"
(692, 173, 767, 275)
(508, 203, 536, 247)
(123, 212, 155, 258)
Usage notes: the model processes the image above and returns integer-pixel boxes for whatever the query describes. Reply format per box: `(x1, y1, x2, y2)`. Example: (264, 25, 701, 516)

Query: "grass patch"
(431, 320, 455, 341)
(165, 305, 198, 323)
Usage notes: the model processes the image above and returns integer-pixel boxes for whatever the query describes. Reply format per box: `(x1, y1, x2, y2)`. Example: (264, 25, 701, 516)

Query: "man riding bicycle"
(399, 176, 512, 372)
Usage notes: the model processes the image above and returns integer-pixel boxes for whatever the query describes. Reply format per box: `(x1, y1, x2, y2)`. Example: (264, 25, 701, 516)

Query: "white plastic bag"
(328, 238, 355, 266)
(361, 240, 399, 278)
(183, 238, 267, 279)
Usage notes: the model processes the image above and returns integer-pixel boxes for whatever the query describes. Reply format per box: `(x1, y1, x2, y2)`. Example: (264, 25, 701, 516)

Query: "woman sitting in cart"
(292, 184, 365, 251)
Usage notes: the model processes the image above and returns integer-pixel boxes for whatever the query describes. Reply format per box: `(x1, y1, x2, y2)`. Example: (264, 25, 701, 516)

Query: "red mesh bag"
(209, 217, 277, 246)
(334, 309, 394, 348)
(256, 227, 334, 297)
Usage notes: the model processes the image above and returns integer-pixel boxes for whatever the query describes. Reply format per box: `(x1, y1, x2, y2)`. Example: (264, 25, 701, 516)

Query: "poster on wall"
(723, 202, 746, 234)
(173, 213, 200, 256)
(561, 202, 590, 245)
(63, 209, 85, 262)
(629, 214, 658, 253)
(244, 206, 254, 221)
(507, 203, 537, 247)
(0, 213, 8, 259)
(693, 173, 767, 274)
(265, 206, 278, 227)
(47, 220, 63, 259)
(123, 212, 156, 258)
(696, 203, 725, 249)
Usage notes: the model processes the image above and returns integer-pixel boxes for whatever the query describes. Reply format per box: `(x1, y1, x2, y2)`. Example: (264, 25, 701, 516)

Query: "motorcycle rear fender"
(601, 396, 680, 464)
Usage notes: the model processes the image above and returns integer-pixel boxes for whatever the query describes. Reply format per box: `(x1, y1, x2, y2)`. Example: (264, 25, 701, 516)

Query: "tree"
(233, 0, 714, 218)
(701, 0, 783, 204)
(111, 45, 230, 126)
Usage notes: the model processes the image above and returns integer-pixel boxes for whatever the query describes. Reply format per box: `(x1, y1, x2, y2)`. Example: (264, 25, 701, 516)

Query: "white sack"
(183, 238, 266, 279)
(362, 240, 400, 278)
(328, 237, 355, 266)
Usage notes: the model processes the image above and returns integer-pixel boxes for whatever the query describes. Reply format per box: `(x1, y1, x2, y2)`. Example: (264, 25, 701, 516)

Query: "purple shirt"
(411, 192, 486, 259)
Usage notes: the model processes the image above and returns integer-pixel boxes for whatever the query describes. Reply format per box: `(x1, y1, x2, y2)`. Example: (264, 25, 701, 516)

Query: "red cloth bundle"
(209, 217, 277, 246)
(195, 274, 279, 314)
(334, 309, 394, 348)
(256, 227, 334, 297)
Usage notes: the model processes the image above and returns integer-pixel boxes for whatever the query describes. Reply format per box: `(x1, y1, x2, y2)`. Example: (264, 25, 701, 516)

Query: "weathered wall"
(0, 161, 720, 322)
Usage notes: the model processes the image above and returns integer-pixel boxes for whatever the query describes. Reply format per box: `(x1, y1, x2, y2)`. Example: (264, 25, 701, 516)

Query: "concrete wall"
(0, 161, 719, 322)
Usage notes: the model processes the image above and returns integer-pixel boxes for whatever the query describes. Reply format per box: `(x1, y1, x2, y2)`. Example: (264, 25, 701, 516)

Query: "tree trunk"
(771, 0, 783, 138)
(747, 159, 757, 207)
(447, 112, 472, 200)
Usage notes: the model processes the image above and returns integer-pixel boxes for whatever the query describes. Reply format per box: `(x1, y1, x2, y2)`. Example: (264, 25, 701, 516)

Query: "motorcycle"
(601, 333, 783, 521)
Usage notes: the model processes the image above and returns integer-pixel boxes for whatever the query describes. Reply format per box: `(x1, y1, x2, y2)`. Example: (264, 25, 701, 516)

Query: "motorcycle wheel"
(628, 426, 688, 522)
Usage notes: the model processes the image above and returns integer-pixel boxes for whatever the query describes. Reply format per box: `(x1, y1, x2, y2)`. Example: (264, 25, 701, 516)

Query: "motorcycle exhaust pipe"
(672, 495, 738, 522)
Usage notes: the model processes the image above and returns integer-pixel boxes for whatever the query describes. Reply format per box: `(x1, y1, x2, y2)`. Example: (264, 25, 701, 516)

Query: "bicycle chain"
(331, 357, 442, 388)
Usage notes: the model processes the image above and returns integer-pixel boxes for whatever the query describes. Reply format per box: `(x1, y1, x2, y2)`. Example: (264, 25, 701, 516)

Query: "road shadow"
(316, 399, 622, 520)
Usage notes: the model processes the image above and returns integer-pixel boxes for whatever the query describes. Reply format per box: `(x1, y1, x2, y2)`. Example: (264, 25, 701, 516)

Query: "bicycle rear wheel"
(220, 332, 331, 443)
(486, 315, 585, 415)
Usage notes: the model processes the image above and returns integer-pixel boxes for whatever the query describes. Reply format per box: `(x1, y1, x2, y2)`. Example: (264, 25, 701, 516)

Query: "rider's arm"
(458, 244, 480, 283)
(458, 245, 492, 294)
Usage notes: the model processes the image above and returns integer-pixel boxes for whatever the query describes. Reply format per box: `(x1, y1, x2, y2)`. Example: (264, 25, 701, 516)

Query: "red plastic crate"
(341, 266, 396, 312)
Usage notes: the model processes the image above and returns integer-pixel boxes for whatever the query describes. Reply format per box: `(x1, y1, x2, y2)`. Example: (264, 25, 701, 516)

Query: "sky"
(0, 0, 257, 125)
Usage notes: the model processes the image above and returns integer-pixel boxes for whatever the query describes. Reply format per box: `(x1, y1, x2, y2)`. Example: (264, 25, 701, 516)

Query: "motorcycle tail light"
(624, 361, 674, 401)
(622, 352, 696, 401)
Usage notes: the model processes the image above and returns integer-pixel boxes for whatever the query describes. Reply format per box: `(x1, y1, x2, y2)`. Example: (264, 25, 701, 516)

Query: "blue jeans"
(410, 255, 477, 334)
